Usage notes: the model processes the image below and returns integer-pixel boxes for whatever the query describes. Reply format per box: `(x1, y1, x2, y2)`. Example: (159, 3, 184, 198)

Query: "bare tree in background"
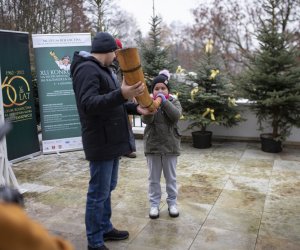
(86, 0, 140, 44)
(68, 1, 92, 33)
(188, 0, 257, 76)
(163, 21, 195, 70)
(107, 8, 139, 46)
(86, 0, 110, 32)
(0, 0, 91, 33)
(188, 0, 300, 76)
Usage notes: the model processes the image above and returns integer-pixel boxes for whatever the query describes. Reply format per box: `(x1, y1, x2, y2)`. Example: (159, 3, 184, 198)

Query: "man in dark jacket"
(70, 32, 154, 250)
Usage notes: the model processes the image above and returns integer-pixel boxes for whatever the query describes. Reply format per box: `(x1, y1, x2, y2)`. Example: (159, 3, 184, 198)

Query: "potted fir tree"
(179, 40, 242, 148)
(240, 0, 300, 153)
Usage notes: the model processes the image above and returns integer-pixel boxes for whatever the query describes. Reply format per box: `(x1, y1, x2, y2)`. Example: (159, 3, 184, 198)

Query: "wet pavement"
(13, 139, 300, 250)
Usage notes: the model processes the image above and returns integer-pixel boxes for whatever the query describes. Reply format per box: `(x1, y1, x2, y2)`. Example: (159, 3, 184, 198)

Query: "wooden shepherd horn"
(116, 48, 161, 112)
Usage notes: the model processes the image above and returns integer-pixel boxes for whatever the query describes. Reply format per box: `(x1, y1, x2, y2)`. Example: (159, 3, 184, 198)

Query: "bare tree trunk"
(272, 109, 279, 138)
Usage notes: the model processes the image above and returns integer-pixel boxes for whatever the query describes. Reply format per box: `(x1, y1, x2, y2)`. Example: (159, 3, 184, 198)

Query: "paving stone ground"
(13, 139, 300, 250)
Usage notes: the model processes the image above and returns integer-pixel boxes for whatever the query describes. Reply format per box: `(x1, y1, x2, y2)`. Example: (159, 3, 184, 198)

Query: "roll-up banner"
(0, 30, 40, 162)
(32, 33, 91, 153)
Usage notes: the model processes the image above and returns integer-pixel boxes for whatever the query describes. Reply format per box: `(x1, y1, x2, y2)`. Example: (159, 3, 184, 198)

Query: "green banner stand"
(32, 33, 91, 153)
(0, 30, 40, 162)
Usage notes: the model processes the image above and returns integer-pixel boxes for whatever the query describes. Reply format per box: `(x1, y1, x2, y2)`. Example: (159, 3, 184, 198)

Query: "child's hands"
(156, 93, 167, 104)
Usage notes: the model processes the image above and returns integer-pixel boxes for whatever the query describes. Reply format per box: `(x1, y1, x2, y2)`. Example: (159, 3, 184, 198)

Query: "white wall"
(178, 104, 300, 143)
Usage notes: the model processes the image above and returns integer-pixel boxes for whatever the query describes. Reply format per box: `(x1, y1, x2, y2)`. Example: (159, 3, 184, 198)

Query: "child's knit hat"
(151, 69, 170, 92)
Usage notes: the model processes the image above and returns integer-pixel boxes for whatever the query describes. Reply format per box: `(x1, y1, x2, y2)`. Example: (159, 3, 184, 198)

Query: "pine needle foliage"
(239, 0, 300, 140)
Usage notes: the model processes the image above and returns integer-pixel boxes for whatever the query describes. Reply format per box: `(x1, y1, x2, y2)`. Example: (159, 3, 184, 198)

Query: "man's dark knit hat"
(91, 32, 117, 53)
(151, 73, 170, 92)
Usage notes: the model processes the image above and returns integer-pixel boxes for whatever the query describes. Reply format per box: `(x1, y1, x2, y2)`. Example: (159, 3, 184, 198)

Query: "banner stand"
(0, 30, 41, 162)
(32, 33, 91, 154)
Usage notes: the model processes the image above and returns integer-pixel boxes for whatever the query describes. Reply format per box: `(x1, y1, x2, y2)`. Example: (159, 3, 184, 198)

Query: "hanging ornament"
(202, 108, 215, 121)
(205, 39, 214, 54)
(190, 87, 199, 101)
(209, 69, 219, 80)
(176, 65, 185, 74)
(235, 114, 241, 119)
(173, 92, 179, 99)
(228, 97, 237, 107)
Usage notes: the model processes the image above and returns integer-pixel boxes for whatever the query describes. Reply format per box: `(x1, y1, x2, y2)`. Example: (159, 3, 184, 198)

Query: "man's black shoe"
(103, 228, 129, 241)
(88, 244, 109, 250)
(124, 152, 137, 158)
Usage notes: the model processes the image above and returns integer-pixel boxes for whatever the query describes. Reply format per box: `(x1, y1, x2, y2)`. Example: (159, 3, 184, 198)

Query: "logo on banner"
(2, 74, 31, 107)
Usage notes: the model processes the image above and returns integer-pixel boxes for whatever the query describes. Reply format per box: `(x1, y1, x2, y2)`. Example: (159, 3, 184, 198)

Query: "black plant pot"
(192, 131, 212, 149)
(260, 133, 282, 153)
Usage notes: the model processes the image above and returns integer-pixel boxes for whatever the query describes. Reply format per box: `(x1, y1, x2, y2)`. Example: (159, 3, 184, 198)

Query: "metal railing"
(132, 115, 145, 128)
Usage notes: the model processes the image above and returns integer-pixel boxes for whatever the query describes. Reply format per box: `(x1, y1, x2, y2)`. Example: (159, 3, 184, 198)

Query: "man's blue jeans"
(85, 158, 119, 248)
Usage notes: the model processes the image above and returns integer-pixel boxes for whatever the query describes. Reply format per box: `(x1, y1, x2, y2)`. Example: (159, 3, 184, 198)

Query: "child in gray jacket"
(142, 70, 182, 219)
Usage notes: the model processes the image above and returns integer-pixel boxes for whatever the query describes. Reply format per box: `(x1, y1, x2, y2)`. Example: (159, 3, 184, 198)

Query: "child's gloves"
(156, 93, 167, 104)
